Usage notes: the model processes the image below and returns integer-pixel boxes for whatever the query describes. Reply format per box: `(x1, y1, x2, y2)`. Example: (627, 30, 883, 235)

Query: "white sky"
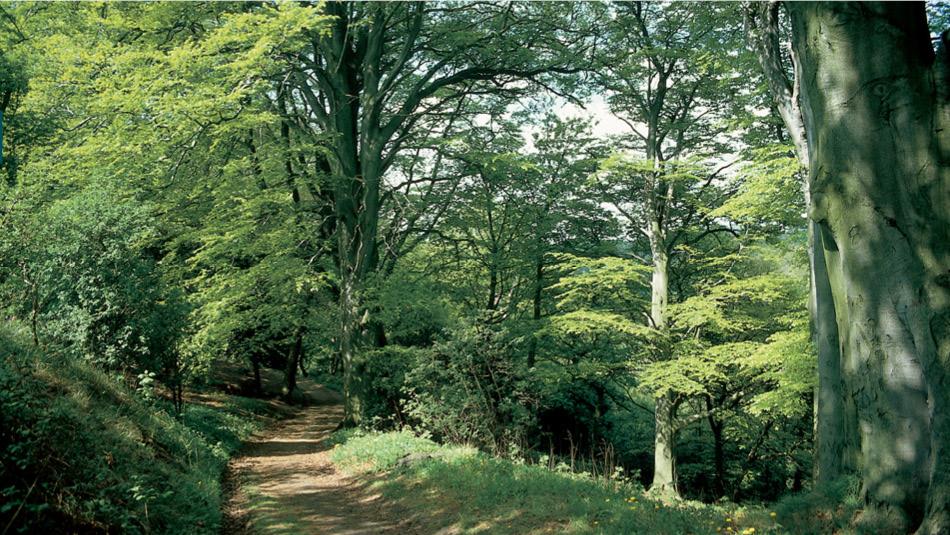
(556, 95, 634, 140)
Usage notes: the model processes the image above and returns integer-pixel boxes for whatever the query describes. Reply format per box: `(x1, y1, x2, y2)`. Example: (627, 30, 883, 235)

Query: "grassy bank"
(0, 325, 290, 534)
(329, 430, 788, 535)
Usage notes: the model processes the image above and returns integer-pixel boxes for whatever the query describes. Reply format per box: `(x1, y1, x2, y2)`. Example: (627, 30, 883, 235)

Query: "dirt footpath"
(221, 390, 418, 534)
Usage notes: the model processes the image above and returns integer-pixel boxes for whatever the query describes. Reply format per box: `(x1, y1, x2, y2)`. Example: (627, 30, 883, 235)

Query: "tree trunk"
(650, 250, 669, 331)
(30, 284, 39, 347)
(339, 260, 364, 427)
(712, 423, 726, 499)
(812, 222, 860, 483)
(743, 2, 858, 485)
(788, 3, 950, 531)
(283, 330, 303, 402)
(250, 356, 262, 396)
(648, 245, 679, 496)
(706, 402, 726, 499)
(527, 254, 543, 368)
(651, 392, 677, 495)
(486, 260, 499, 311)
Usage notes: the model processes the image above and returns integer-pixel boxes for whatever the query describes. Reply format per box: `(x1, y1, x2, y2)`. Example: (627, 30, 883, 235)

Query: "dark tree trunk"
(283, 330, 303, 402)
(706, 401, 726, 500)
(527, 254, 543, 369)
(251, 357, 263, 396)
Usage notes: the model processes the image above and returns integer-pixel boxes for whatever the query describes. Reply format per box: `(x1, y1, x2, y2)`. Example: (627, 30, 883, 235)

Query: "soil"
(220, 387, 421, 535)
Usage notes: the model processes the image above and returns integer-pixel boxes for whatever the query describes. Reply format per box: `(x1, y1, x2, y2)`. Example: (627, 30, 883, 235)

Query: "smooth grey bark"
(744, 1, 856, 485)
(648, 212, 676, 495)
(787, 3, 950, 532)
(652, 392, 677, 495)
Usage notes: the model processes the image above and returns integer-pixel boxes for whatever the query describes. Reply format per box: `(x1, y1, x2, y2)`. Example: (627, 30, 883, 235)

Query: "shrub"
(404, 322, 536, 455)
(5, 187, 185, 376)
(358, 345, 421, 428)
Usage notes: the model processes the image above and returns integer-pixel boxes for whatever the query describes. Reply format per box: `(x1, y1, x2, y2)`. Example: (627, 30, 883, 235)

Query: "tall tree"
(744, 0, 853, 487)
(783, 2, 949, 532)
(596, 1, 748, 496)
(284, 2, 601, 424)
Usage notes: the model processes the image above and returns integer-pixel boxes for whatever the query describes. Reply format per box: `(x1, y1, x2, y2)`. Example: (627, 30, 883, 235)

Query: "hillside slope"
(0, 325, 292, 534)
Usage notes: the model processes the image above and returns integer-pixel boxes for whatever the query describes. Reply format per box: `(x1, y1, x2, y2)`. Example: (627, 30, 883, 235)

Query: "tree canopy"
(2, 2, 947, 533)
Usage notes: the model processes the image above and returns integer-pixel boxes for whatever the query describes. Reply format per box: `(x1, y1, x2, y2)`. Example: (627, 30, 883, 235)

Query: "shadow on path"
(221, 391, 418, 534)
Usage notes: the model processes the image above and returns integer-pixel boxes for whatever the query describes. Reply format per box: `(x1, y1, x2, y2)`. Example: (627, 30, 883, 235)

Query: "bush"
(358, 345, 421, 428)
(4, 187, 185, 376)
(773, 476, 865, 534)
(404, 323, 536, 455)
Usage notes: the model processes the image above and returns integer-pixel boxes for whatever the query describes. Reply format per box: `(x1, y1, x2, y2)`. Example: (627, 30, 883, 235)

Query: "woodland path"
(221, 387, 419, 535)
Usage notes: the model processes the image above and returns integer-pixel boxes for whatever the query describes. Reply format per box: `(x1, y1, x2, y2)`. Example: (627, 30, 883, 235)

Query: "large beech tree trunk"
(744, 1, 859, 484)
(787, 3, 950, 532)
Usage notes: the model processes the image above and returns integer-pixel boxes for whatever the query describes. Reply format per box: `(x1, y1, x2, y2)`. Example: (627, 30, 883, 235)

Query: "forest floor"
(215, 367, 793, 535)
(220, 384, 421, 535)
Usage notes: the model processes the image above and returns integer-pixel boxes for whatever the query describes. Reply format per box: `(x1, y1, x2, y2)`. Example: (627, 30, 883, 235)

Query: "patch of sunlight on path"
(222, 392, 420, 534)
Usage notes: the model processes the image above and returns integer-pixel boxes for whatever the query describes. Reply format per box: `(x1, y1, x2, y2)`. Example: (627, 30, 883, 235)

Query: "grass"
(329, 430, 786, 535)
(0, 324, 288, 534)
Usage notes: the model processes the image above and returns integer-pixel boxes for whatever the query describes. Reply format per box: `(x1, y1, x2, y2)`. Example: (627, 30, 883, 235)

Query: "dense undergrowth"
(0, 325, 286, 534)
(329, 429, 862, 535)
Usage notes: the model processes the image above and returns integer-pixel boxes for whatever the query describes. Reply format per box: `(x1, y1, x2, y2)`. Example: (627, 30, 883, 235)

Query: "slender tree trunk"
(649, 246, 678, 495)
(527, 254, 543, 369)
(30, 286, 38, 347)
(250, 356, 262, 396)
(788, 3, 950, 531)
(650, 250, 669, 331)
(706, 403, 726, 499)
(283, 330, 303, 401)
(486, 255, 499, 311)
(652, 392, 677, 495)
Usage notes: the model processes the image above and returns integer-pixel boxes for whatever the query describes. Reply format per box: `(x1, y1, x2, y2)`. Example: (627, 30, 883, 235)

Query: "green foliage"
(376, 259, 456, 346)
(0, 0, 830, 522)
(772, 476, 864, 535)
(711, 145, 805, 232)
(329, 429, 451, 473)
(357, 345, 423, 428)
(2, 186, 184, 375)
(0, 323, 276, 534)
(404, 323, 536, 455)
